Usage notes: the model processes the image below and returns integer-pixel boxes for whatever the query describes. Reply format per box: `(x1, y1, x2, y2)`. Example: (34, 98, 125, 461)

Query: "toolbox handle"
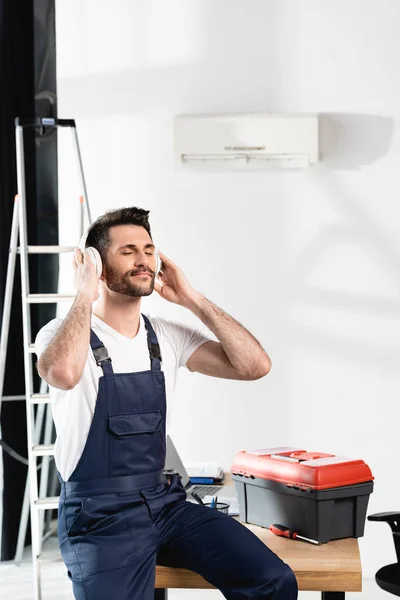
(270, 454, 301, 462)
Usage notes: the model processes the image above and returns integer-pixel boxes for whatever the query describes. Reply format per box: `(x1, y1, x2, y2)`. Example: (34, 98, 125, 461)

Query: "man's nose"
(134, 252, 150, 269)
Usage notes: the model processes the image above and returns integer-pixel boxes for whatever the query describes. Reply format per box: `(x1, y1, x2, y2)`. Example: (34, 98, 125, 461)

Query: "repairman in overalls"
(36, 207, 297, 600)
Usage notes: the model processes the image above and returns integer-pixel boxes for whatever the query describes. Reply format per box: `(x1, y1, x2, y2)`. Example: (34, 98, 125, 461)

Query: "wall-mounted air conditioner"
(174, 113, 319, 170)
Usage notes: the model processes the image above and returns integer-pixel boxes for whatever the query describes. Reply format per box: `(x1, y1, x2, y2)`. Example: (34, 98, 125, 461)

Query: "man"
(36, 207, 297, 600)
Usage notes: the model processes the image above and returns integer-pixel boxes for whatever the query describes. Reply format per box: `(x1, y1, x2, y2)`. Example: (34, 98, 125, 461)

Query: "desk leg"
(154, 590, 168, 599)
(322, 593, 345, 599)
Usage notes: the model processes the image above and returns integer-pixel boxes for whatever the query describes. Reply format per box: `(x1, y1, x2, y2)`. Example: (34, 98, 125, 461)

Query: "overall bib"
(58, 315, 297, 600)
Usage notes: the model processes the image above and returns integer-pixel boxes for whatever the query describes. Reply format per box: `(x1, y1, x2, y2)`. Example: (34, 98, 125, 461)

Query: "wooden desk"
(154, 473, 361, 599)
(155, 526, 361, 599)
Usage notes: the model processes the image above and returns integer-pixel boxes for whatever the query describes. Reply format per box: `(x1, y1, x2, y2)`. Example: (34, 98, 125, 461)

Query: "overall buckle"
(93, 346, 112, 366)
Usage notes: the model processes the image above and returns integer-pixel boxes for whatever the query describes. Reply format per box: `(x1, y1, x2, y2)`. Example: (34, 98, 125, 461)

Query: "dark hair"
(85, 207, 152, 258)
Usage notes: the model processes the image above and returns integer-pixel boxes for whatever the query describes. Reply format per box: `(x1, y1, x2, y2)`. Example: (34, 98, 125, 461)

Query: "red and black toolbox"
(231, 447, 374, 544)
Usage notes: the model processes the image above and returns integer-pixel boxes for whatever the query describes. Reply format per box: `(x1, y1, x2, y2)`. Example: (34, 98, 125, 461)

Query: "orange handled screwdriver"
(269, 524, 320, 545)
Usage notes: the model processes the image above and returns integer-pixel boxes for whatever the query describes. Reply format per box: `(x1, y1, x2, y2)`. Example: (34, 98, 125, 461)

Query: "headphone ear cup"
(85, 247, 102, 278)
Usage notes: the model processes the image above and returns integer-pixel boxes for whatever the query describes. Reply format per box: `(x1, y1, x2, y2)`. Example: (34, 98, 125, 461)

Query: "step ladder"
(0, 117, 92, 600)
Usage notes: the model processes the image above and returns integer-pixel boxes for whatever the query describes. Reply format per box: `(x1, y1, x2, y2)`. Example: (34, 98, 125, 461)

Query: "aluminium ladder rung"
(2, 393, 49, 402)
(34, 497, 59, 510)
(30, 393, 51, 404)
(32, 444, 55, 457)
(26, 293, 76, 303)
(17, 245, 75, 254)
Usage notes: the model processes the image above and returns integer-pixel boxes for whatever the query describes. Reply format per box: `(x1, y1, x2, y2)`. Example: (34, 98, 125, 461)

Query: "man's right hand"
(37, 249, 97, 390)
(73, 248, 99, 304)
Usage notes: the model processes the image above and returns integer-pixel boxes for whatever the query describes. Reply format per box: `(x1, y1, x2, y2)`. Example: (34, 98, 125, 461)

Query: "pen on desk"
(191, 492, 204, 505)
(210, 497, 215, 509)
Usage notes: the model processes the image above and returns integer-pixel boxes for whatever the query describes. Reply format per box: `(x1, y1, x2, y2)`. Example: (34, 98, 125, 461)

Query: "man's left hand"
(154, 251, 199, 308)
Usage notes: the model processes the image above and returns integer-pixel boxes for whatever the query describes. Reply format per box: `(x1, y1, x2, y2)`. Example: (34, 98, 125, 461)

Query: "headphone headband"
(79, 231, 89, 252)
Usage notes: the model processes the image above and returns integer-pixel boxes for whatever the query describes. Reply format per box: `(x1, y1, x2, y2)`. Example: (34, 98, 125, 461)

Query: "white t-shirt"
(35, 313, 211, 481)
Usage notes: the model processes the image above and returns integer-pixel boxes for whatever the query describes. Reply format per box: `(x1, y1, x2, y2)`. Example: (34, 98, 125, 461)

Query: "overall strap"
(90, 329, 114, 375)
(142, 314, 162, 371)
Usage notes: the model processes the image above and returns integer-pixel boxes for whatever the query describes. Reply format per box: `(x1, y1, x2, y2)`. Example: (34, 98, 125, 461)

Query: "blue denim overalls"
(57, 315, 297, 599)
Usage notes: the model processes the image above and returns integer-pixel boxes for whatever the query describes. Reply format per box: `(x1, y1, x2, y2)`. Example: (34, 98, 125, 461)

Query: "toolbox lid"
(231, 447, 374, 490)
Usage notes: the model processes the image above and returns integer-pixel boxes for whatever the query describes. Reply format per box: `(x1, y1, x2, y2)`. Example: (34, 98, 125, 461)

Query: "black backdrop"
(0, 0, 58, 560)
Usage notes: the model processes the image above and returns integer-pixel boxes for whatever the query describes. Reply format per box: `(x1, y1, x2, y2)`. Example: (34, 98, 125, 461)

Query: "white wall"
(55, 0, 400, 581)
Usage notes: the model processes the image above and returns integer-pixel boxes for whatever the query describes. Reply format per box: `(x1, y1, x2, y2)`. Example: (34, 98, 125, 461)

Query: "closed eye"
(121, 251, 154, 256)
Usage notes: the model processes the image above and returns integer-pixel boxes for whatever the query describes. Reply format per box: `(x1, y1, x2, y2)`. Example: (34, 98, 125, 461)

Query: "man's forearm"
(37, 292, 93, 389)
(186, 292, 271, 377)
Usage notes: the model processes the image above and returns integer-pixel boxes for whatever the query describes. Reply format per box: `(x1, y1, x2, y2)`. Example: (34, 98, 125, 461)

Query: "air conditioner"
(174, 113, 319, 170)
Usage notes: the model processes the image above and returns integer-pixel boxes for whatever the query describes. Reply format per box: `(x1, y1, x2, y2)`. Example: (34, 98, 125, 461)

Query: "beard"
(104, 264, 155, 297)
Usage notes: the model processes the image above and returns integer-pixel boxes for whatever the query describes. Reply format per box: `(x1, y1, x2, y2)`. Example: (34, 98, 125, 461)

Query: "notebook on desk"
(165, 435, 237, 503)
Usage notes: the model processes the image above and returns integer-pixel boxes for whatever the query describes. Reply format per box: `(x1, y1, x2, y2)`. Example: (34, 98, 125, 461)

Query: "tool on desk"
(205, 498, 229, 514)
(203, 492, 239, 516)
(269, 524, 320, 545)
(191, 492, 204, 506)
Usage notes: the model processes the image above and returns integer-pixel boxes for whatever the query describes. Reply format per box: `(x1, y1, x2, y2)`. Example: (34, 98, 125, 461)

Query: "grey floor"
(0, 534, 388, 600)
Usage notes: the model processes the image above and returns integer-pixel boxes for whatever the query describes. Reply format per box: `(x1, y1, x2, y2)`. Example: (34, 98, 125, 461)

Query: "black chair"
(368, 512, 400, 596)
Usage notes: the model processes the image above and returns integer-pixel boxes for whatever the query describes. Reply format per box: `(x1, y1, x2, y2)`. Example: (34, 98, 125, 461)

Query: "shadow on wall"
(319, 113, 394, 170)
(287, 112, 400, 375)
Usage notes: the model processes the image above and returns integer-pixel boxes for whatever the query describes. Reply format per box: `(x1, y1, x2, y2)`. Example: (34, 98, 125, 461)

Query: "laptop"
(165, 435, 236, 501)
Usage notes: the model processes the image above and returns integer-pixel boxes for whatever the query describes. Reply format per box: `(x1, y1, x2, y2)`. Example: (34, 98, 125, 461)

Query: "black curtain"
(0, 0, 58, 560)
